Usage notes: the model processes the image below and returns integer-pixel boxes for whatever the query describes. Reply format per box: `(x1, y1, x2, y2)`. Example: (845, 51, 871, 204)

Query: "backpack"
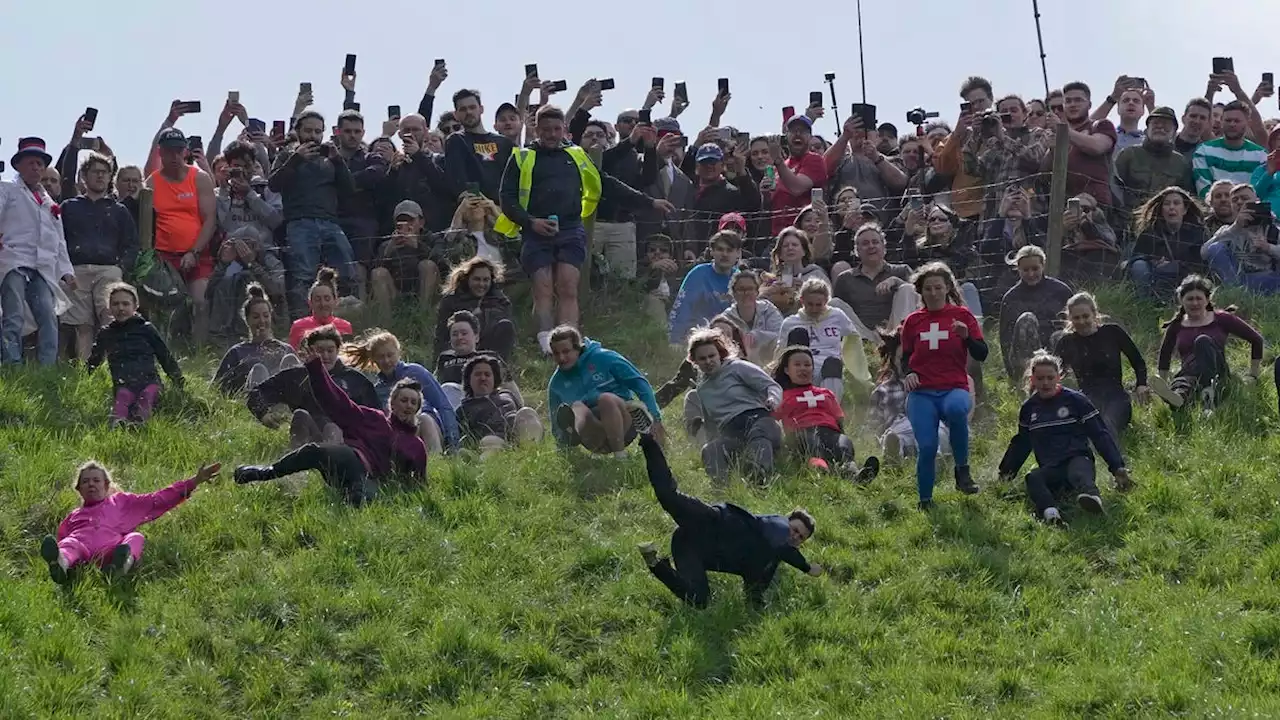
(134, 249, 188, 305)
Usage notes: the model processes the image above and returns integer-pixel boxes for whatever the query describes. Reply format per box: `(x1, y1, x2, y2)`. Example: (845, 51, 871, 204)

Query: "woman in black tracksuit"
(1053, 292, 1149, 443)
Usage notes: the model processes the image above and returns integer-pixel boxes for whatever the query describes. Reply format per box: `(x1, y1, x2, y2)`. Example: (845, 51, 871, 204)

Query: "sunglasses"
(1049, 105, 1064, 113)
(443, 123, 462, 133)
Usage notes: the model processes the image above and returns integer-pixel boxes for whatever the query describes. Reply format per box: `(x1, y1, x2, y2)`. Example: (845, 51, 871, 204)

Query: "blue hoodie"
(1251, 164, 1280, 210)
(374, 361, 460, 450)
(547, 339, 660, 444)
(667, 262, 733, 344)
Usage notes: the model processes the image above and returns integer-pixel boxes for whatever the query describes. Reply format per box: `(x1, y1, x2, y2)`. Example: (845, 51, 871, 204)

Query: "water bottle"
(547, 214, 559, 233)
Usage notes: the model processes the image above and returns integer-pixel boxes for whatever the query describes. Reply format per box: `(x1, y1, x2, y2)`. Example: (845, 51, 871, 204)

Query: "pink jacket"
(57, 478, 198, 548)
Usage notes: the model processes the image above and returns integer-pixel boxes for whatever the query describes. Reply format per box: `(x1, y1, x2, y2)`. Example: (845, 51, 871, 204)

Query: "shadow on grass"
(566, 453, 631, 499)
(654, 601, 761, 692)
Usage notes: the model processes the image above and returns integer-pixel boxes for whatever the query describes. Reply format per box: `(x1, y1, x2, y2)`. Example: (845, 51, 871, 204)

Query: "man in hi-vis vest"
(497, 105, 674, 355)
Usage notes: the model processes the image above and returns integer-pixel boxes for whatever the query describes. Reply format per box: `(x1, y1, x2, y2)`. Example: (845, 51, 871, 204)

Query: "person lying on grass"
(771, 345, 879, 482)
(635, 433, 822, 609)
(547, 325, 665, 457)
(247, 324, 380, 449)
(85, 282, 184, 429)
(234, 348, 428, 506)
(41, 461, 221, 584)
(343, 329, 459, 455)
(998, 352, 1134, 524)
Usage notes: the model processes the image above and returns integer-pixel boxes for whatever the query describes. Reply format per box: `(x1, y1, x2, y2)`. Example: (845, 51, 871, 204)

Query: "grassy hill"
(4, 282, 1280, 718)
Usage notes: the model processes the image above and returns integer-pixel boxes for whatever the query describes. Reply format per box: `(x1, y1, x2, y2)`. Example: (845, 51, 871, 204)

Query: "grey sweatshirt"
(695, 358, 782, 430)
(215, 185, 283, 247)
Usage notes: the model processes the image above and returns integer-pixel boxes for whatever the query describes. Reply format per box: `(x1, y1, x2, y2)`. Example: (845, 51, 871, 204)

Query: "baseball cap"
(157, 128, 187, 149)
(718, 212, 747, 231)
(786, 115, 813, 130)
(695, 143, 724, 163)
(1146, 106, 1178, 127)
(495, 102, 520, 118)
(877, 122, 899, 136)
(654, 117, 681, 137)
(394, 199, 424, 219)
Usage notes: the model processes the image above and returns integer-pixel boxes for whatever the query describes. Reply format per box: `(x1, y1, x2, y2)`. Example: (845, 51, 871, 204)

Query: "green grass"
(4, 282, 1280, 718)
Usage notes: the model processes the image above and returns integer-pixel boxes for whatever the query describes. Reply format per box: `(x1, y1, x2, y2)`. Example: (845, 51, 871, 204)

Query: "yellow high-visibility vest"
(494, 144, 602, 238)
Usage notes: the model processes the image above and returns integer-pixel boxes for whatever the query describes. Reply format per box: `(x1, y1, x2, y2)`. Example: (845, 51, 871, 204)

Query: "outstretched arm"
(118, 463, 220, 527)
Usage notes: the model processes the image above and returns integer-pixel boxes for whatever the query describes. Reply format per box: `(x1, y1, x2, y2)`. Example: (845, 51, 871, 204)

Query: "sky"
(4, 0, 1280, 169)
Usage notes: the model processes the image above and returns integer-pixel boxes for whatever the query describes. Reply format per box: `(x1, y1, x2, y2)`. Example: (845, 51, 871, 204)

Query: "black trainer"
(955, 465, 979, 495)
(625, 399, 654, 435)
(234, 465, 275, 485)
(855, 456, 880, 484)
(554, 404, 580, 446)
(41, 535, 68, 585)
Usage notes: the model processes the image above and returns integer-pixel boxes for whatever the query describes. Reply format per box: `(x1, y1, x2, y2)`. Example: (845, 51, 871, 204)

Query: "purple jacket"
(306, 358, 427, 479)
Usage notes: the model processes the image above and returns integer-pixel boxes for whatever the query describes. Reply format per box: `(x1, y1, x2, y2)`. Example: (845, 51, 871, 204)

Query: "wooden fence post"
(138, 187, 154, 252)
(579, 146, 604, 311)
(1045, 124, 1070, 276)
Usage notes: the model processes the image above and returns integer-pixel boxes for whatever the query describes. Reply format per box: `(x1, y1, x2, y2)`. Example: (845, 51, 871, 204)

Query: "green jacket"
(1114, 141, 1194, 211)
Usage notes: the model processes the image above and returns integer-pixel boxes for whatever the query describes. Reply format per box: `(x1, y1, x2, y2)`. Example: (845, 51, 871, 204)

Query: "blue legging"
(906, 389, 972, 501)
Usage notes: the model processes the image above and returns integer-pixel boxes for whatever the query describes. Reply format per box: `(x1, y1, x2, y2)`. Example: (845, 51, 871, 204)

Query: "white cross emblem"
(797, 390, 824, 408)
(920, 322, 949, 350)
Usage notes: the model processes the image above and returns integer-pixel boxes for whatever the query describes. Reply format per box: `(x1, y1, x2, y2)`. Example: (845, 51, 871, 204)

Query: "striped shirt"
(1192, 137, 1266, 196)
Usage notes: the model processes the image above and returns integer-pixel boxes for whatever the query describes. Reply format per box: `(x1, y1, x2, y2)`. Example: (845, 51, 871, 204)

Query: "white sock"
(537, 331, 552, 354)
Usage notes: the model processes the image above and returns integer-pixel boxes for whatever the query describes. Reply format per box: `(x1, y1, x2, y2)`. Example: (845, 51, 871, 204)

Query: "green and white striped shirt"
(1192, 137, 1266, 196)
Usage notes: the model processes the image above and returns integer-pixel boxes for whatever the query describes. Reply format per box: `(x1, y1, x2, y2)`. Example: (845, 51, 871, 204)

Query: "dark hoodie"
(433, 285, 514, 356)
(213, 338, 295, 395)
(246, 361, 378, 422)
(86, 315, 183, 391)
(304, 358, 426, 479)
(456, 359, 522, 441)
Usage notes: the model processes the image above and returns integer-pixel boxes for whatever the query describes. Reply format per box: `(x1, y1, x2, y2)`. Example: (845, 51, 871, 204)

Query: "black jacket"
(59, 195, 140, 269)
(458, 390, 521, 442)
(499, 143, 652, 231)
(268, 149, 356, 223)
(597, 141, 659, 223)
(696, 503, 811, 583)
(444, 131, 514, 203)
(339, 148, 388, 226)
(246, 362, 378, 422)
(689, 174, 762, 243)
(86, 316, 183, 391)
(433, 286, 514, 357)
(213, 338, 296, 395)
(385, 152, 453, 231)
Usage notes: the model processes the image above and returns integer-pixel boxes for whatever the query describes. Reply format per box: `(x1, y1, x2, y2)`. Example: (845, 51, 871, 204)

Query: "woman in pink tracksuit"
(40, 461, 221, 584)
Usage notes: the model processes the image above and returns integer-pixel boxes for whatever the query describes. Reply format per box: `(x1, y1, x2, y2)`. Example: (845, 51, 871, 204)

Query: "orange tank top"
(151, 166, 202, 253)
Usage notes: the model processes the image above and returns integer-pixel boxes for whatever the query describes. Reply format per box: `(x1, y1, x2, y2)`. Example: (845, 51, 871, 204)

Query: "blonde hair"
(798, 277, 831, 299)
(1062, 291, 1108, 334)
(74, 460, 117, 495)
(104, 281, 139, 306)
(342, 329, 399, 370)
(1024, 350, 1063, 389)
(1010, 244, 1047, 267)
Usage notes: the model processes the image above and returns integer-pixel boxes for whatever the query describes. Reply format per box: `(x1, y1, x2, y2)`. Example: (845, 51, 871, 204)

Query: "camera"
(824, 71, 836, 82)
(318, 144, 332, 159)
(1246, 201, 1273, 227)
(905, 107, 939, 126)
(229, 167, 246, 180)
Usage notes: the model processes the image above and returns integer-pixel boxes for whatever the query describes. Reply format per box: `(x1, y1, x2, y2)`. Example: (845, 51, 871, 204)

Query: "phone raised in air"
(83, 107, 98, 129)
(652, 77, 664, 89)
(599, 78, 616, 91)
(344, 53, 357, 75)
(550, 79, 568, 92)
(782, 106, 796, 126)
(639, 109, 652, 124)
(388, 105, 402, 119)
(187, 135, 203, 153)
(1213, 57, 1234, 74)
(674, 82, 688, 102)
(525, 63, 538, 78)
(1265, 72, 1275, 86)
(180, 100, 202, 114)
(272, 120, 287, 136)
(809, 91, 824, 107)
(850, 103, 877, 129)
(248, 118, 266, 134)
(718, 78, 730, 95)
(75, 137, 100, 151)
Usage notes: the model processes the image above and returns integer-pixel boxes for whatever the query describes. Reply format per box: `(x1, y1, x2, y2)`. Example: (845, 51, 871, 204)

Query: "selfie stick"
(1031, 0, 1050, 97)
(856, 0, 868, 102)
(826, 75, 842, 128)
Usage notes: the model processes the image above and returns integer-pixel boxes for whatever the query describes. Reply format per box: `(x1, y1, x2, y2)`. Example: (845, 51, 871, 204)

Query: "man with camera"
(935, 76, 997, 222)
(268, 109, 357, 318)
(1114, 107, 1195, 211)
(217, 140, 282, 248)
(963, 94, 1047, 220)
(826, 115, 907, 217)
(1201, 184, 1280, 294)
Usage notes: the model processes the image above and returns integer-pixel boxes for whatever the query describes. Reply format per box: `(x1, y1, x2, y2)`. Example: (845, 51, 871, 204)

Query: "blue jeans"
(906, 388, 972, 502)
(0, 268, 58, 365)
(1205, 242, 1280, 295)
(286, 218, 354, 316)
(1128, 258, 1183, 296)
(959, 281, 984, 319)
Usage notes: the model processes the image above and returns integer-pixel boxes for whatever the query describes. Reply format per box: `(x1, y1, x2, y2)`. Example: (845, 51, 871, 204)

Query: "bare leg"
(553, 263, 581, 327)
(513, 407, 544, 443)
(74, 325, 94, 362)
(572, 401, 608, 453)
(594, 392, 632, 453)
(417, 260, 434, 310)
(188, 277, 210, 349)
(417, 413, 444, 455)
(369, 268, 396, 326)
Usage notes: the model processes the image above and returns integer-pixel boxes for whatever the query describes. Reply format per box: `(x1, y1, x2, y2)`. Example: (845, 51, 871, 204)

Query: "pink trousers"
(111, 384, 160, 423)
(59, 532, 145, 567)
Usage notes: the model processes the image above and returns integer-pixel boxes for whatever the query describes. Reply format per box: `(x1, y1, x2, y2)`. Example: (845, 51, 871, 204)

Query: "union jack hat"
(11, 137, 53, 167)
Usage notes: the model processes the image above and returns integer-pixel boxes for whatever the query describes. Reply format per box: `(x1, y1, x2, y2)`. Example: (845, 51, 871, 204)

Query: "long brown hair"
(443, 256, 504, 296)
(909, 261, 963, 306)
(769, 226, 813, 270)
(1133, 186, 1206, 237)
(1161, 274, 1235, 328)
(342, 329, 399, 370)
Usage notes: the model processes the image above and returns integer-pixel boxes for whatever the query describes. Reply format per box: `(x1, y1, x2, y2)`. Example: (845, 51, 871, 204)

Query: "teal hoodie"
(547, 339, 660, 444)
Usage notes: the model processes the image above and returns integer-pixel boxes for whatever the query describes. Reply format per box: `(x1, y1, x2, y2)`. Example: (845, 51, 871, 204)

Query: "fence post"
(138, 187, 154, 251)
(579, 146, 603, 310)
(1045, 124, 1070, 276)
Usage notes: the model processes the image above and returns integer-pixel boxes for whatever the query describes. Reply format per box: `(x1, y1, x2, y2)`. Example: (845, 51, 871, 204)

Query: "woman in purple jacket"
(1150, 275, 1263, 410)
(233, 346, 429, 506)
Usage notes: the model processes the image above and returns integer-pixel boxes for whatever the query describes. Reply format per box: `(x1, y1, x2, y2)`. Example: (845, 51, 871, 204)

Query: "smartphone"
(187, 135, 203, 153)
(674, 82, 688, 102)
(248, 118, 266, 134)
(318, 144, 332, 158)
(599, 78, 616, 91)
(1132, 77, 1147, 89)
(300, 82, 312, 94)
(344, 53, 357, 75)
(83, 107, 98, 129)
(782, 106, 796, 126)
(809, 91, 824, 106)
(350, 102, 361, 112)
(1213, 57, 1234, 74)
(715, 127, 733, 142)
(528, 103, 541, 115)
(228, 90, 240, 104)
(1265, 72, 1275, 85)
(652, 77, 664, 89)
(434, 58, 445, 68)
(718, 78, 730, 95)
(851, 103, 877, 129)
(960, 101, 972, 113)
(388, 105, 401, 119)
(75, 137, 100, 151)
(1067, 197, 1081, 213)
(181, 101, 202, 114)
(810, 187, 823, 204)
(525, 63, 538, 78)
(465, 182, 481, 195)
(272, 120, 286, 136)
(639, 109, 652, 124)
(550, 79, 568, 92)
